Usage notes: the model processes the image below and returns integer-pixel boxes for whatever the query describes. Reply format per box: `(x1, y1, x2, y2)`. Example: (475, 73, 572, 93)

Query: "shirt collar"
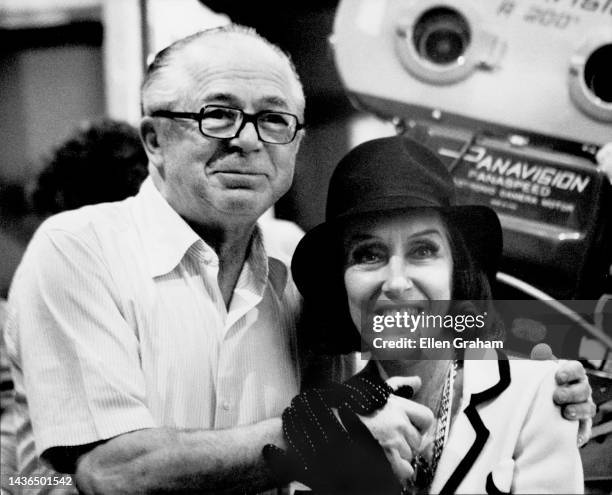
(133, 177, 202, 278)
(133, 177, 289, 294)
(235, 226, 269, 296)
(257, 224, 291, 296)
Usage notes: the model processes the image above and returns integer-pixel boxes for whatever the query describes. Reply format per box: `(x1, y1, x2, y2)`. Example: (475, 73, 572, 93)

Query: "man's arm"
(75, 384, 432, 494)
(74, 420, 283, 494)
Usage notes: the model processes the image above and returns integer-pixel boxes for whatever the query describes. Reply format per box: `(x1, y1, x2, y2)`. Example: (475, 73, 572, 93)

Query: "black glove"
(326, 369, 395, 415)
(263, 368, 408, 494)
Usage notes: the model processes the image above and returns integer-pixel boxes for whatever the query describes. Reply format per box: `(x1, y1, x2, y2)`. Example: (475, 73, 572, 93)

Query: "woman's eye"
(350, 245, 386, 265)
(410, 243, 438, 259)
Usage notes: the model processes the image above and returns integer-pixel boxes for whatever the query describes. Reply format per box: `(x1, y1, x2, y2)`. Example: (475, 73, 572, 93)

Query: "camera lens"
(412, 7, 471, 65)
(583, 44, 612, 103)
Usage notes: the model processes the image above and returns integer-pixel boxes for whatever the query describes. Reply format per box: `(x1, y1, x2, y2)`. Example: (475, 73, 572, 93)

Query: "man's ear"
(140, 117, 164, 170)
(295, 128, 306, 148)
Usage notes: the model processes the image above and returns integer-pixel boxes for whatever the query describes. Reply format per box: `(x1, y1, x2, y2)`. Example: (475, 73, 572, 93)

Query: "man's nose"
(231, 120, 262, 152)
(381, 256, 413, 299)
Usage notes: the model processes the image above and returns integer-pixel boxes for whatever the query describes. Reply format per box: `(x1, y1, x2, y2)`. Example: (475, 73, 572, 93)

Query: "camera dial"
(394, 1, 502, 85)
(412, 7, 471, 66)
(569, 36, 612, 123)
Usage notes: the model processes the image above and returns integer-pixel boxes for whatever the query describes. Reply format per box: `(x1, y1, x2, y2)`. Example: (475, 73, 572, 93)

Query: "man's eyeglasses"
(150, 105, 304, 145)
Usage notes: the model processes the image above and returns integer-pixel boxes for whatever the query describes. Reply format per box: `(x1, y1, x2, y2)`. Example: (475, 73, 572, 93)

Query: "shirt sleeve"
(512, 364, 584, 494)
(6, 226, 155, 458)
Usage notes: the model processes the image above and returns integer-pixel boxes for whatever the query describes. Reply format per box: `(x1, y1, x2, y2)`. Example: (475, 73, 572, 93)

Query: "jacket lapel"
(437, 350, 511, 494)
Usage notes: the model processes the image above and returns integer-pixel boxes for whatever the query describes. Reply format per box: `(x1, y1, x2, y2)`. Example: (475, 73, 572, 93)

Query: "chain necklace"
(403, 360, 458, 494)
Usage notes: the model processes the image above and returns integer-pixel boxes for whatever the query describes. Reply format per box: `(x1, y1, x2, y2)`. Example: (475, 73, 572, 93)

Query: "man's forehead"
(181, 32, 287, 72)
(196, 90, 290, 109)
(177, 36, 299, 110)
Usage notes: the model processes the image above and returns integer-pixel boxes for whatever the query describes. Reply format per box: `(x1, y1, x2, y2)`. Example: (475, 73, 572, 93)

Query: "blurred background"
(0, 0, 396, 299)
(2, 0, 610, 299)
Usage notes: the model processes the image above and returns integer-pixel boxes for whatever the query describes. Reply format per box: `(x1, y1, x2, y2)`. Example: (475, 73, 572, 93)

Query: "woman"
(289, 136, 583, 493)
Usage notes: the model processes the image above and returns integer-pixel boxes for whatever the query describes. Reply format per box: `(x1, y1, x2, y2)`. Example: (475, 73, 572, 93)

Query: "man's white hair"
(141, 24, 305, 118)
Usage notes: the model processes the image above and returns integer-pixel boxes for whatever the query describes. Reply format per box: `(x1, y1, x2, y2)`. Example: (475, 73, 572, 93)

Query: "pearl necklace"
(404, 360, 458, 494)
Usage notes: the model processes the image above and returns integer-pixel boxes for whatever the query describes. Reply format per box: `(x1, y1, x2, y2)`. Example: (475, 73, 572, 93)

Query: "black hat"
(291, 136, 503, 299)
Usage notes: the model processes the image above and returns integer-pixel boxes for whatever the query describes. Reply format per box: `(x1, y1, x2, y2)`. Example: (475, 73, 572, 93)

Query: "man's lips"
(212, 170, 266, 188)
(212, 167, 268, 177)
(213, 169, 265, 175)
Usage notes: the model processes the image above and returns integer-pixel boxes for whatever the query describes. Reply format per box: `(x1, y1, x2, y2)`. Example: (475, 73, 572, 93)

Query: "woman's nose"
(381, 256, 413, 299)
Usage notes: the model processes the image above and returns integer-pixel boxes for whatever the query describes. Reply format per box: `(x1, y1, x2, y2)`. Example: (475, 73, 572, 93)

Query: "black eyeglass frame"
(149, 105, 305, 145)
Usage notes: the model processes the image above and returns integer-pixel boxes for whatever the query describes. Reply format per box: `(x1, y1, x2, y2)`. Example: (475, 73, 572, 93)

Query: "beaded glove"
(263, 369, 407, 494)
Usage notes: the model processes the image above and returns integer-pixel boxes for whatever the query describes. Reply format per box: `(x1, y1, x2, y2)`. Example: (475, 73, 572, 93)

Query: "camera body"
(332, 0, 611, 144)
(331, 0, 612, 300)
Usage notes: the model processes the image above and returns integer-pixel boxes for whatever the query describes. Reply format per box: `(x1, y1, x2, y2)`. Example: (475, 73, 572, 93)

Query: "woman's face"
(343, 210, 453, 334)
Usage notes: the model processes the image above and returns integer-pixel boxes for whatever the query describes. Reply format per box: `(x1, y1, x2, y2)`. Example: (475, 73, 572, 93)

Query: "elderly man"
(5, 25, 594, 494)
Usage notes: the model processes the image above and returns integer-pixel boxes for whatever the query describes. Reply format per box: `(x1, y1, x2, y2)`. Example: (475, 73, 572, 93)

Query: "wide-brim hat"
(291, 135, 503, 299)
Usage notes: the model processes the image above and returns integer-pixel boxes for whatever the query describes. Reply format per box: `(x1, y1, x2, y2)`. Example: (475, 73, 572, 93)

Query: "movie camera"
(331, 0, 611, 302)
(331, 0, 612, 383)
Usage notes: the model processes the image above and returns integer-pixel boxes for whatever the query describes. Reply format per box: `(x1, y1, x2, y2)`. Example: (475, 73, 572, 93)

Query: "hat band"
(328, 194, 447, 221)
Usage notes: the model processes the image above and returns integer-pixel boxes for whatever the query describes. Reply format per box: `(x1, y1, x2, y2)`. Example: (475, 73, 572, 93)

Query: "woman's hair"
(441, 216, 504, 342)
(298, 209, 503, 356)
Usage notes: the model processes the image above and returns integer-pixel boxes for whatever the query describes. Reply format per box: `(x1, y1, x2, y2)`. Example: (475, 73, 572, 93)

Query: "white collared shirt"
(5, 178, 301, 471)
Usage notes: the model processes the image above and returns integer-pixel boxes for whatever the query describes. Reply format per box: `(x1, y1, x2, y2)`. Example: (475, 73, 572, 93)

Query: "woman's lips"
(374, 306, 423, 318)
(373, 302, 427, 317)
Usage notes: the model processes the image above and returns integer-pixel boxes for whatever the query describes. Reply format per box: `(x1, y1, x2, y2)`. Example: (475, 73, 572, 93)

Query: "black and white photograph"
(1, 0, 611, 493)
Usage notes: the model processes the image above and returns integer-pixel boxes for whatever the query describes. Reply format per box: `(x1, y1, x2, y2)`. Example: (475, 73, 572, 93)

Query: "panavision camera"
(331, 0, 612, 302)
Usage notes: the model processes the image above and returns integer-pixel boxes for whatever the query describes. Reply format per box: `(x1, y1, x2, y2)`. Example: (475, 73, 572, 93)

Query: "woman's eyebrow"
(344, 227, 444, 244)
(406, 228, 444, 239)
(344, 233, 378, 243)
(343, 233, 380, 251)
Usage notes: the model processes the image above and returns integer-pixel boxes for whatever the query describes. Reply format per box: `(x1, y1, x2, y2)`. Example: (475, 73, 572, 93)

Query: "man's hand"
(531, 344, 596, 446)
(553, 360, 596, 446)
(359, 376, 434, 483)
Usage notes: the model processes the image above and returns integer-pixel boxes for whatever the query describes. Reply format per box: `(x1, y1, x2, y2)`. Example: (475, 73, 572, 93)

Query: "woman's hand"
(358, 376, 434, 483)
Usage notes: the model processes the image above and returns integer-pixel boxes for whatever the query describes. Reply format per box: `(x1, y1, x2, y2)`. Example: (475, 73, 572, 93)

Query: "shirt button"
(222, 401, 230, 411)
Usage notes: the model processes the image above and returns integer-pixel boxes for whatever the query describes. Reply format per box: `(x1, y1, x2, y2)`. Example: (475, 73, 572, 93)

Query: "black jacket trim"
(486, 471, 511, 495)
(440, 353, 511, 494)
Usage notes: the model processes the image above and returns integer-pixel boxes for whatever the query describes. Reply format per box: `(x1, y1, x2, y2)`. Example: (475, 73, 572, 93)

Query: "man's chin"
(215, 192, 270, 219)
